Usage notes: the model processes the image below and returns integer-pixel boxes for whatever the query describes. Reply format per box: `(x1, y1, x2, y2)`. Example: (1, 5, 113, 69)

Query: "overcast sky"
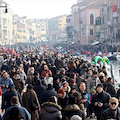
(4, 0, 77, 19)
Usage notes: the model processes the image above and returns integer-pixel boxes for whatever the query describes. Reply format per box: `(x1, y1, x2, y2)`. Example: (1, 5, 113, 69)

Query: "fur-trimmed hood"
(42, 102, 62, 113)
(64, 104, 80, 112)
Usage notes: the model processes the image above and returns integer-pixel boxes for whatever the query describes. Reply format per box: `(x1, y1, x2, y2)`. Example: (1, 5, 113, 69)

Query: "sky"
(4, 0, 77, 19)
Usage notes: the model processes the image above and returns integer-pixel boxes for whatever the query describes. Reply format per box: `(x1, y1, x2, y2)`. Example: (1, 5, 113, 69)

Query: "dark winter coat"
(34, 84, 46, 105)
(42, 88, 57, 103)
(1, 65, 9, 72)
(40, 102, 62, 120)
(58, 93, 68, 109)
(91, 91, 111, 117)
(63, 104, 86, 120)
(103, 82, 116, 97)
(22, 89, 40, 120)
(1, 90, 21, 110)
(101, 107, 120, 120)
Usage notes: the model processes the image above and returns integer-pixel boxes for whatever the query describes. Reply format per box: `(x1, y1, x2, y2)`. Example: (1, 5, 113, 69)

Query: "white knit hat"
(70, 115, 82, 120)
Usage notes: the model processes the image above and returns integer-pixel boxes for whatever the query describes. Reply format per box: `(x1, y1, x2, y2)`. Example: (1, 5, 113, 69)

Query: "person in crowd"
(63, 96, 86, 120)
(1, 61, 9, 73)
(87, 70, 101, 93)
(55, 55, 62, 70)
(103, 77, 116, 97)
(40, 96, 62, 120)
(10, 67, 16, 80)
(3, 96, 31, 120)
(91, 84, 111, 120)
(53, 76, 61, 92)
(42, 84, 57, 103)
(26, 66, 35, 85)
(58, 88, 68, 109)
(79, 82, 88, 115)
(68, 61, 76, 73)
(44, 73, 53, 86)
(0, 71, 14, 94)
(34, 79, 46, 105)
(41, 65, 52, 77)
(101, 97, 120, 120)
(1, 85, 21, 112)
(22, 84, 40, 120)
(18, 66, 27, 82)
(12, 72, 25, 95)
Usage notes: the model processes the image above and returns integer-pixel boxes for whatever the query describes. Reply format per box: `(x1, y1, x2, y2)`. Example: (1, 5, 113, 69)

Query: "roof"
(49, 15, 66, 21)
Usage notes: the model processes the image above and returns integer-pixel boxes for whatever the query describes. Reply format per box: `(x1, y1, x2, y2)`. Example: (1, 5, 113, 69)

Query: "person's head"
(96, 84, 103, 94)
(30, 67, 35, 74)
(27, 84, 34, 90)
(68, 96, 76, 105)
(1, 70, 6, 75)
(79, 82, 86, 92)
(8, 85, 15, 91)
(70, 115, 82, 120)
(7, 106, 24, 120)
(92, 71, 98, 78)
(87, 68, 92, 75)
(49, 96, 58, 104)
(18, 67, 22, 73)
(107, 77, 113, 83)
(71, 87, 76, 94)
(102, 66, 106, 72)
(44, 65, 48, 70)
(58, 89, 65, 98)
(3, 71, 8, 79)
(11, 96, 19, 105)
(11, 67, 16, 73)
(109, 97, 119, 110)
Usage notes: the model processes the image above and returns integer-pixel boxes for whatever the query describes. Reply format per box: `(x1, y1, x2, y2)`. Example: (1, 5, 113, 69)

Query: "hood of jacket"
(42, 102, 62, 113)
(64, 104, 80, 112)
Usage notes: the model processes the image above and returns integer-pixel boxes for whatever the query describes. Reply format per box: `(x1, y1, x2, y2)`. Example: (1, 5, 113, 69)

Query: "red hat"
(58, 89, 65, 95)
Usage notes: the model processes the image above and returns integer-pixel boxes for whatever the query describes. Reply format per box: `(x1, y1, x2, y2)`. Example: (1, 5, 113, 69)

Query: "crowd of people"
(0, 51, 119, 120)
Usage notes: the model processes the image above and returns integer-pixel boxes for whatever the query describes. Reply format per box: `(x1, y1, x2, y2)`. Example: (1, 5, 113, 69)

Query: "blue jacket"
(3, 104, 31, 120)
(0, 77, 14, 94)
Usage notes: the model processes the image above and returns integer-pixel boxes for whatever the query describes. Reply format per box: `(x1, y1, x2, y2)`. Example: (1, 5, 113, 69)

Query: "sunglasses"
(111, 102, 117, 105)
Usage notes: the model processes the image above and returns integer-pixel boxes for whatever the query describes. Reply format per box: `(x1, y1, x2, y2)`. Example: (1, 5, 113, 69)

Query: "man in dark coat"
(63, 96, 86, 120)
(34, 79, 46, 105)
(1, 61, 9, 73)
(91, 84, 111, 120)
(101, 97, 120, 120)
(42, 84, 57, 103)
(3, 96, 31, 120)
(1, 85, 22, 112)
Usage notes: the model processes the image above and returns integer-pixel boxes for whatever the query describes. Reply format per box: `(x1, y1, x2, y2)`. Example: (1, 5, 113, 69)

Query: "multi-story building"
(0, 0, 13, 45)
(47, 15, 67, 40)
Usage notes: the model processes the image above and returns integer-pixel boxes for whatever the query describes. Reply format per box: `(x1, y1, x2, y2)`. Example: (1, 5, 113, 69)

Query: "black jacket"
(63, 104, 86, 120)
(103, 82, 116, 97)
(34, 84, 46, 105)
(42, 89, 57, 103)
(91, 91, 111, 116)
(101, 107, 120, 120)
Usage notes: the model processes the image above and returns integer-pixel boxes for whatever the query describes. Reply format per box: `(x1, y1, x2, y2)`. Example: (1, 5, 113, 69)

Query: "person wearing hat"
(58, 88, 68, 109)
(101, 97, 120, 120)
(1, 84, 21, 112)
(91, 84, 111, 120)
(87, 70, 101, 93)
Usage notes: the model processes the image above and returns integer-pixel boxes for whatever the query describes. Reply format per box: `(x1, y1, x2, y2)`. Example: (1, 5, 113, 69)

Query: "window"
(90, 29, 93, 35)
(102, 17, 104, 24)
(90, 14, 94, 25)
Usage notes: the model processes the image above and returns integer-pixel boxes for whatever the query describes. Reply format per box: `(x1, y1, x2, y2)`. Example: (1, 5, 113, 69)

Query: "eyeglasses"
(111, 102, 117, 105)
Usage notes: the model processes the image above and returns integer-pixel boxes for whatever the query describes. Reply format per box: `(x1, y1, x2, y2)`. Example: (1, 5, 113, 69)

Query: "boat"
(107, 52, 117, 60)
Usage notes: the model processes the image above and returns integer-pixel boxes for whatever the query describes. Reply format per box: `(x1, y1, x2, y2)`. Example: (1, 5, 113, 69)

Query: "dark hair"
(106, 77, 112, 82)
(49, 96, 57, 103)
(7, 106, 24, 120)
(11, 96, 19, 105)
